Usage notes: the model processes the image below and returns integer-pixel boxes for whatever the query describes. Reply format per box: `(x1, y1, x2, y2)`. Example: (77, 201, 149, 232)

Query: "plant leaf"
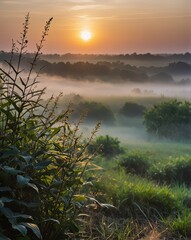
(3, 166, 23, 175)
(27, 183, 39, 193)
(22, 223, 42, 239)
(34, 160, 52, 170)
(12, 224, 27, 236)
(17, 175, 39, 192)
(42, 218, 60, 224)
(17, 175, 30, 186)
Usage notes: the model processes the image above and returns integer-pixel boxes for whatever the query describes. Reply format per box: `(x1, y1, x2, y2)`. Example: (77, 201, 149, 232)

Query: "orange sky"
(1, 0, 191, 54)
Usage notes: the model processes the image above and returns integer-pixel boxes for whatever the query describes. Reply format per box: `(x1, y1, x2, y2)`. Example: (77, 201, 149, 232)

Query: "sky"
(1, 0, 191, 54)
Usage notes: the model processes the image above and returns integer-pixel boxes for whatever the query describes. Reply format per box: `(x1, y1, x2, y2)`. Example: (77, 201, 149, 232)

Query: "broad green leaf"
(3, 166, 23, 175)
(12, 224, 27, 236)
(34, 160, 52, 170)
(12, 214, 33, 220)
(17, 175, 39, 192)
(19, 155, 32, 162)
(17, 175, 30, 186)
(22, 223, 42, 239)
(0, 207, 14, 218)
(2, 146, 20, 158)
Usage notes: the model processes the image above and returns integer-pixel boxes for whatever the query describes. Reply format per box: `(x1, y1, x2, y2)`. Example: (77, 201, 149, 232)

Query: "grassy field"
(84, 135, 191, 239)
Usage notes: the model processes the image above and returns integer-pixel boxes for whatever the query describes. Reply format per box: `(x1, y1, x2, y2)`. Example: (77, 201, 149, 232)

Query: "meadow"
(1, 16, 191, 240)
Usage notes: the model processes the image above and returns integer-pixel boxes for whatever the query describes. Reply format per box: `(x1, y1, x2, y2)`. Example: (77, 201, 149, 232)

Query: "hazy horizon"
(1, 0, 191, 54)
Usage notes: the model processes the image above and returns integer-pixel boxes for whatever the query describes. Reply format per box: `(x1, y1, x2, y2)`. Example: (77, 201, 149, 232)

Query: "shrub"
(144, 100, 191, 140)
(119, 102, 146, 117)
(89, 135, 123, 157)
(149, 156, 191, 185)
(0, 14, 99, 240)
(72, 101, 116, 125)
(118, 151, 150, 177)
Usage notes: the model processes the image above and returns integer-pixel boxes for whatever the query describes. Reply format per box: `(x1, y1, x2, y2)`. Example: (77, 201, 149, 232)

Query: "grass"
(87, 138, 191, 239)
(124, 140, 191, 164)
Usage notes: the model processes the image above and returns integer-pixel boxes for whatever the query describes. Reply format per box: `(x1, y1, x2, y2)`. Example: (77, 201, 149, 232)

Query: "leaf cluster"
(0, 14, 99, 240)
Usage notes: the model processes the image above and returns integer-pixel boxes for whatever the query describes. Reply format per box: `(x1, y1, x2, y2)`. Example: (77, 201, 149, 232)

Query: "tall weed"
(0, 14, 99, 240)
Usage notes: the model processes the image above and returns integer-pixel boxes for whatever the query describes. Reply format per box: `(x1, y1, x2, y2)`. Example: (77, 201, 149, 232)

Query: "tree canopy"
(144, 100, 191, 139)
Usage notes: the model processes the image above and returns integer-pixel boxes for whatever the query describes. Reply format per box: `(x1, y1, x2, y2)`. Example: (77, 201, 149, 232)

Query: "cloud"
(70, 4, 110, 11)
(77, 15, 116, 20)
(67, 0, 95, 2)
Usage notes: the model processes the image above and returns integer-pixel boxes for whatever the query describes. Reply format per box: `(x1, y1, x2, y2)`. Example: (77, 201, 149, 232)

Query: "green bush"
(118, 151, 150, 177)
(149, 156, 191, 185)
(144, 100, 191, 140)
(72, 101, 116, 125)
(89, 135, 123, 157)
(0, 14, 98, 240)
(119, 102, 146, 117)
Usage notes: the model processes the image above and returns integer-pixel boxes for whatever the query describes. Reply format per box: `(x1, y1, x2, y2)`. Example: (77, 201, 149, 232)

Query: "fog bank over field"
(80, 124, 148, 144)
(39, 75, 191, 100)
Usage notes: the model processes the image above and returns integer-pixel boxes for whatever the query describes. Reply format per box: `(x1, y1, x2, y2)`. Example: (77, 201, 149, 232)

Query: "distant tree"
(119, 102, 146, 117)
(72, 101, 115, 125)
(144, 100, 191, 139)
(150, 72, 174, 83)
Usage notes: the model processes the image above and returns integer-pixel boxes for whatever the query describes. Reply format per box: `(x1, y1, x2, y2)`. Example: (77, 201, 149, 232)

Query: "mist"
(39, 74, 191, 100)
(1, 52, 191, 144)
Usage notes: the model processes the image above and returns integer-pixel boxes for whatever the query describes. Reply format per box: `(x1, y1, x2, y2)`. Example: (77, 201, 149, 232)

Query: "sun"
(80, 30, 92, 41)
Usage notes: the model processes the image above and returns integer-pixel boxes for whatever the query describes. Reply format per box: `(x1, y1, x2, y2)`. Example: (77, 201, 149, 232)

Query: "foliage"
(149, 156, 191, 185)
(165, 209, 191, 237)
(88, 135, 123, 157)
(144, 100, 191, 139)
(0, 14, 99, 240)
(118, 151, 150, 177)
(72, 101, 116, 125)
(92, 172, 185, 219)
(119, 102, 146, 117)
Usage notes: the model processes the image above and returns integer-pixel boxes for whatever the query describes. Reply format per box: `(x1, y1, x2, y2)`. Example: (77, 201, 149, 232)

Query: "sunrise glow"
(1, 0, 190, 53)
(80, 30, 92, 42)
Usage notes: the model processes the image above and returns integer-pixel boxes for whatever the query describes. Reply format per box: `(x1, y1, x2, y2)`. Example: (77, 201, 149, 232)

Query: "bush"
(149, 156, 191, 185)
(144, 100, 191, 140)
(119, 151, 150, 177)
(72, 101, 116, 125)
(119, 102, 146, 117)
(0, 14, 99, 240)
(89, 135, 123, 157)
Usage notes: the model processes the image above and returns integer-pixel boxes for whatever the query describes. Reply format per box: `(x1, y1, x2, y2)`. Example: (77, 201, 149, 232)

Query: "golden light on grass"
(80, 30, 92, 41)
